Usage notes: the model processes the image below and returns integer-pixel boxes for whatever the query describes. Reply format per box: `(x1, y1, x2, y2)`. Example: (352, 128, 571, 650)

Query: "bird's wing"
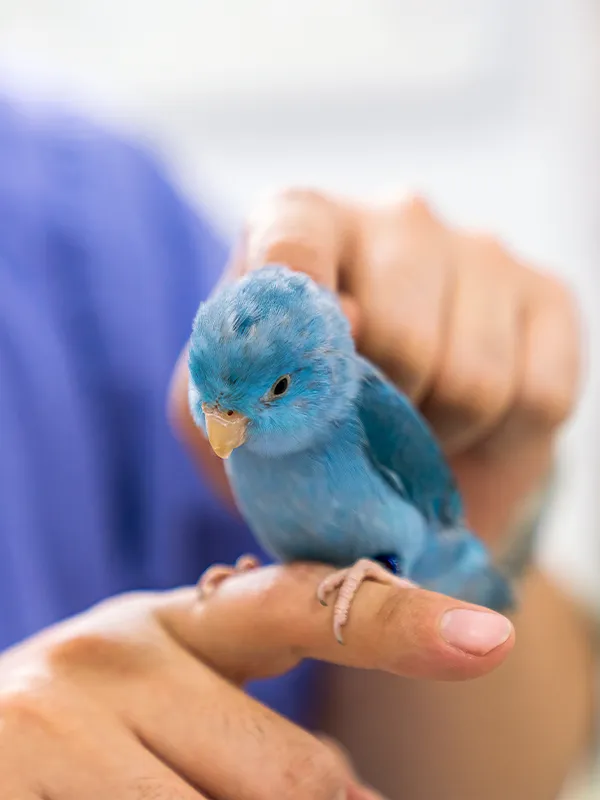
(356, 357, 464, 526)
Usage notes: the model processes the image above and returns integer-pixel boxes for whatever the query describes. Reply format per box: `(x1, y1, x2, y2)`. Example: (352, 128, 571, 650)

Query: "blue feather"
(188, 265, 514, 612)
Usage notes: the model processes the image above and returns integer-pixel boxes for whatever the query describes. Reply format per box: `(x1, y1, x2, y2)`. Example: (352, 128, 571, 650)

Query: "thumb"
(155, 563, 514, 684)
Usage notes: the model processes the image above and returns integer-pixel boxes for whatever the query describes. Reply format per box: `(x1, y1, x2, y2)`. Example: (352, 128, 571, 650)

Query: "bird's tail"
(410, 527, 515, 613)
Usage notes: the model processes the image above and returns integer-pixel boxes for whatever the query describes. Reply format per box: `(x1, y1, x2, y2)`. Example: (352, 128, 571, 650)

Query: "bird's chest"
(225, 427, 387, 565)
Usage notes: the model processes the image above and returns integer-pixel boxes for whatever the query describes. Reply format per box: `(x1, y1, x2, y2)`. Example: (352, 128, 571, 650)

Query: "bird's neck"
(245, 404, 357, 459)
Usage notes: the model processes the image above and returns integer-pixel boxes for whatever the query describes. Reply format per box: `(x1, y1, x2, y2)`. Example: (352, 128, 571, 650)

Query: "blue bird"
(188, 265, 514, 643)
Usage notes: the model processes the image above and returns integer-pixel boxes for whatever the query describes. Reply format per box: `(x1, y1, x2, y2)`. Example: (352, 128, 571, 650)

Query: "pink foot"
(317, 558, 415, 644)
(197, 554, 261, 599)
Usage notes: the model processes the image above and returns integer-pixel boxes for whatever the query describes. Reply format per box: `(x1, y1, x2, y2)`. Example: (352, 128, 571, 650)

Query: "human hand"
(170, 190, 580, 545)
(0, 563, 513, 799)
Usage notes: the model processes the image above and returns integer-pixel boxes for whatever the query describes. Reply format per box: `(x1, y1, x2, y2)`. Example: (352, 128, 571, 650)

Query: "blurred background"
(0, 0, 597, 796)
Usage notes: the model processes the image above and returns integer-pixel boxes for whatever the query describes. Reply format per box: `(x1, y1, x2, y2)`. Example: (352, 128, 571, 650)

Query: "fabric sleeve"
(0, 98, 251, 636)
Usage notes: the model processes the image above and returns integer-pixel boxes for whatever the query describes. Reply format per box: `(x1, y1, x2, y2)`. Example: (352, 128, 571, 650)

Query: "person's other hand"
(170, 191, 580, 545)
(0, 564, 512, 799)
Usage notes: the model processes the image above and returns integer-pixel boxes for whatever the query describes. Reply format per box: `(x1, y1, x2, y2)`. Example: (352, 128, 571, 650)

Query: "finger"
(46, 748, 207, 800)
(28, 697, 207, 800)
(120, 647, 352, 800)
(419, 235, 522, 454)
(452, 274, 581, 534)
(318, 734, 356, 775)
(156, 563, 514, 686)
(351, 195, 451, 400)
(318, 737, 388, 800)
(484, 271, 581, 454)
(240, 188, 356, 290)
(221, 216, 361, 335)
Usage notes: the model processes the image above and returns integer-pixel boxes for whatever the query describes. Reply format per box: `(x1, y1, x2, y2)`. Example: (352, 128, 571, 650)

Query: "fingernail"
(440, 609, 512, 655)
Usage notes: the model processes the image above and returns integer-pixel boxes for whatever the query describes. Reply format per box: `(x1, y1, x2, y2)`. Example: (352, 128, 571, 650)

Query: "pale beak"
(202, 403, 248, 459)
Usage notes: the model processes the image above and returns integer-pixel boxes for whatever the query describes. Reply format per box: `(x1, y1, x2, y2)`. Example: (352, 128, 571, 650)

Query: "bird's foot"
(197, 554, 261, 599)
(317, 558, 415, 645)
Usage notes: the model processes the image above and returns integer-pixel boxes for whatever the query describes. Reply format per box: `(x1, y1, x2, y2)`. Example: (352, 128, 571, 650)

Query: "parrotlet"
(188, 265, 514, 643)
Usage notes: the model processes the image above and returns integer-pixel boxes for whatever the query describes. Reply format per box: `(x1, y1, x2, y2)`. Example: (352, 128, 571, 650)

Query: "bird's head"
(188, 265, 359, 458)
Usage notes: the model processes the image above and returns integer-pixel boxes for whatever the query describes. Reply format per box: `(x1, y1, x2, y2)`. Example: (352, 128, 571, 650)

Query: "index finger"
(238, 188, 356, 290)
(157, 563, 514, 685)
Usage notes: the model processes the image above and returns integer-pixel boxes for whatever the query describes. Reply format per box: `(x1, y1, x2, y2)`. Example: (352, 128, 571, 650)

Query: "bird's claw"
(316, 558, 415, 644)
(316, 572, 350, 608)
(197, 554, 261, 599)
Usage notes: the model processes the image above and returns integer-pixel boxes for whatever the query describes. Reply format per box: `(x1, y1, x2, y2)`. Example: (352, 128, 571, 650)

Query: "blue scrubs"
(0, 97, 318, 726)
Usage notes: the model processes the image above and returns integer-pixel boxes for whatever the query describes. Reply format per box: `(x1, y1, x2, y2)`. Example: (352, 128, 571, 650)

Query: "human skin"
(0, 564, 512, 799)
(171, 190, 580, 550)
(0, 190, 582, 800)
(169, 189, 589, 800)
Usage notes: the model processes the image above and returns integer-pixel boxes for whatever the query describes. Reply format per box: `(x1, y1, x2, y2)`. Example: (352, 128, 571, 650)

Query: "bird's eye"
(269, 375, 291, 398)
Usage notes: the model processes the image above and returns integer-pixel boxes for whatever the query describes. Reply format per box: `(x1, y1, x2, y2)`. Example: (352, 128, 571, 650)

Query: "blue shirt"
(0, 97, 318, 725)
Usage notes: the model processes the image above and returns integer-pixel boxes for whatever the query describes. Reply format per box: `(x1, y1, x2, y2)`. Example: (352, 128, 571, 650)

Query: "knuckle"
(462, 233, 516, 278)
(394, 327, 438, 383)
(269, 186, 331, 209)
(520, 382, 574, 428)
(244, 187, 338, 281)
(247, 564, 320, 652)
(250, 568, 290, 613)
(369, 319, 437, 393)
(435, 361, 508, 419)
(394, 192, 436, 225)
(254, 562, 317, 609)
(531, 269, 580, 325)
(538, 270, 570, 300)
(0, 689, 58, 738)
(247, 187, 330, 234)
(46, 630, 151, 679)
(521, 278, 582, 427)
(471, 232, 506, 259)
(45, 592, 164, 678)
(406, 192, 432, 213)
(262, 235, 327, 274)
(375, 303, 437, 360)
(47, 631, 119, 672)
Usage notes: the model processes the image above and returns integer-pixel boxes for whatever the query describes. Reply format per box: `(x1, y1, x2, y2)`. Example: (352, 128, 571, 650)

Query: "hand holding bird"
(188, 265, 515, 642)
(170, 189, 579, 644)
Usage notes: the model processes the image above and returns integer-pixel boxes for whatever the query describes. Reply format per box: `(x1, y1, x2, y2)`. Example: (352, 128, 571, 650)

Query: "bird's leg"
(317, 558, 415, 644)
(197, 554, 261, 599)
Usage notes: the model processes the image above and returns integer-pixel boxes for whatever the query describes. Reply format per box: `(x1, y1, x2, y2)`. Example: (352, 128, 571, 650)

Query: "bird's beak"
(202, 404, 248, 459)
